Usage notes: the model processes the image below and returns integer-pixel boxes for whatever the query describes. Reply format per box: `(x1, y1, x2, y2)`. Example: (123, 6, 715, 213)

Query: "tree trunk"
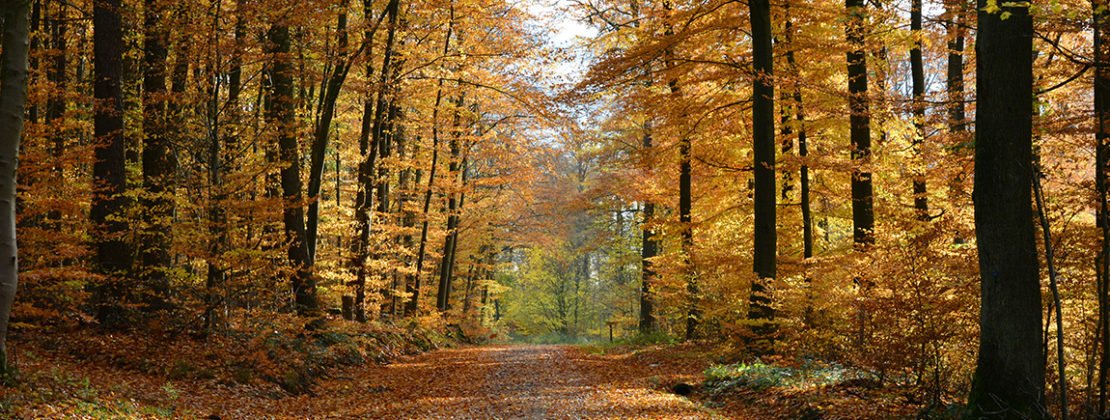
(306, 4, 352, 264)
(966, 1, 1045, 415)
(846, 0, 873, 250)
(0, 0, 32, 376)
(91, 0, 133, 328)
(351, 0, 400, 321)
(660, 0, 696, 341)
(45, 0, 66, 225)
(204, 0, 245, 330)
(638, 97, 657, 334)
(1098, 0, 1110, 412)
(946, 0, 967, 134)
(910, 0, 928, 220)
(139, 0, 173, 311)
(783, 4, 812, 268)
(749, 0, 775, 345)
(436, 92, 465, 313)
(265, 20, 316, 316)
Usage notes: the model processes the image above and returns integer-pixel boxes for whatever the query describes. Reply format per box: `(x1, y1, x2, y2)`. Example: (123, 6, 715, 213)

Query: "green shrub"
(704, 358, 858, 393)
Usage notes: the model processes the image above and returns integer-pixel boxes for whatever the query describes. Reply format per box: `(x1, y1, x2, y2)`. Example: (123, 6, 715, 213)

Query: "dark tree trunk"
(306, 4, 352, 264)
(140, 0, 173, 310)
(639, 129, 657, 334)
(91, 0, 134, 328)
(784, 6, 811, 262)
(27, 0, 38, 125)
(966, 1, 1045, 416)
(409, 2, 455, 317)
(660, 0, 695, 341)
(46, 0, 66, 225)
(1097, 0, 1110, 413)
(406, 38, 452, 315)
(266, 21, 316, 316)
(377, 90, 402, 317)
(846, 0, 874, 249)
(375, 92, 398, 316)
(910, 0, 928, 220)
(204, 0, 246, 330)
(351, 0, 400, 321)
(749, 0, 775, 341)
(946, 0, 967, 134)
(436, 104, 464, 312)
(680, 134, 695, 341)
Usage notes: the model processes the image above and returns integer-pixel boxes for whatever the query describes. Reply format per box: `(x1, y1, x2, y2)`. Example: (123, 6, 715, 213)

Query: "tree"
(306, 1, 354, 265)
(437, 92, 467, 312)
(0, 0, 32, 377)
(910, 0, 927, 220)
(265, 17, 316, 316)
(966, 0, 1044, 415)
(1096, 0, 1110, 412)
(140, 0, 173, 310)
(406, 4, 454, 315)
(749, 0, 775, 343)
(846, 0, 873, 249)
(91, 0, 134, 327)
(639, 126, 658, 334)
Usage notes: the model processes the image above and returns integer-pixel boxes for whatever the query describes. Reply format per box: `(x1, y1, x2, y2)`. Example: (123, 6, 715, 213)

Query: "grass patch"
(704, 358, 860, 393)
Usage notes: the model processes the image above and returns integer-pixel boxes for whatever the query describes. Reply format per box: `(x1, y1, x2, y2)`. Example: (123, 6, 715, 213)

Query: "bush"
(704, 358, 859, 393)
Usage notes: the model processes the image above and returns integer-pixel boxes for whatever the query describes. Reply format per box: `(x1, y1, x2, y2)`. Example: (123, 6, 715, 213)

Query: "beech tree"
(845, 0, 873, 250)
(967, 0, 1044, 415)
(139, 0, 172, 309)
(265, 15, 316, 316)
(748, 0, 774, 343)
(90, 0, 133, 327)
(0, 0, 32, 377)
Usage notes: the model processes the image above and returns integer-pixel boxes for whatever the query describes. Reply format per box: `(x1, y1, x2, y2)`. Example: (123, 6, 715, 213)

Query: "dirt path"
(255, 345, 716, 419)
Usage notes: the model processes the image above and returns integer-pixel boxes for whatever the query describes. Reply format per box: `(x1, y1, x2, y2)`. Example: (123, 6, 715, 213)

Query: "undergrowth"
(704, 358, 860, 393)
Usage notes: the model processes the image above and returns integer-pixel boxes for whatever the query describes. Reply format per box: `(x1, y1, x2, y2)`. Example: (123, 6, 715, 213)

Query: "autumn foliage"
(2, 0, 1110, 417)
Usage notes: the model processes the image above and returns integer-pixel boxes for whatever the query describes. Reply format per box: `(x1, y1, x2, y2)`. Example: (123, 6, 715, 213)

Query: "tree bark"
(946, 0, 967, 134)
(910, 0, 928, 220)
(639, 127, 657, 334)
(1095, 0, 1110, 413)
(351, 0, 400, 321)
(45, 0, 66, 225)
(306, 3, 352, 264)
(265, 19, 316, 316)
(436, 103, 465, 312)
(782, 5, 811, 263)
(966, 1, 1045, 415)
(405, 17, 453, 314)
(0, 0, 32, 376)
(91, 0, 133, 328)
(139, 0, 173, 310)
(749, 0, 775, 345)
(846, 0, 873, 249)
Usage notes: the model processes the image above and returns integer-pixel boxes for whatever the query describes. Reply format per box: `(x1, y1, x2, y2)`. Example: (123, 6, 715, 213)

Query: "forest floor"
(2, 333, 924, 418)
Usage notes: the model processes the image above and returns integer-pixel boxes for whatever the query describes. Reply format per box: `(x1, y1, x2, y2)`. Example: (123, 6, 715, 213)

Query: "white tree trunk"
(0, 0, 32, 375)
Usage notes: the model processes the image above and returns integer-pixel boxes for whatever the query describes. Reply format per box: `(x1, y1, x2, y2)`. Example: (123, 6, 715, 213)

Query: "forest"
(0, 0, 1103, 417)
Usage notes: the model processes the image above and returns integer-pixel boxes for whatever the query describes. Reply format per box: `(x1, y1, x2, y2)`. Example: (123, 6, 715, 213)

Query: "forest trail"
(251, 345, 718, 419)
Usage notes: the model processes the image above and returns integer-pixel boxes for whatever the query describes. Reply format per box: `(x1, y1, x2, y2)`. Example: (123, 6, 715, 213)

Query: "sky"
(525, 0, 600, 87)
